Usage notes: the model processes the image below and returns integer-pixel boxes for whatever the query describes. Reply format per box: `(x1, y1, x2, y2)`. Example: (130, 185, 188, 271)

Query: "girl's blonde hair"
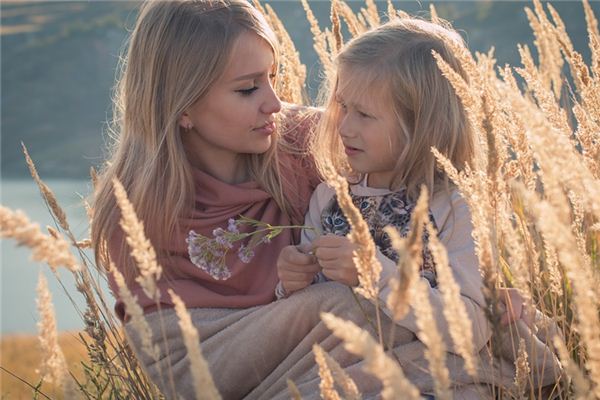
(313, 18, 475, 200)
(92, 0, 288, 280)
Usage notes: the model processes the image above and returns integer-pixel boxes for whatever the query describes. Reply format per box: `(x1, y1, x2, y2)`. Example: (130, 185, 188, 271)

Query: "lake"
(0, 179, 105, 334)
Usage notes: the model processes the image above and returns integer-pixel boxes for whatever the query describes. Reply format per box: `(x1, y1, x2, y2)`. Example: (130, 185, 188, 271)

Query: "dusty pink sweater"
(109, 113, 319, 321)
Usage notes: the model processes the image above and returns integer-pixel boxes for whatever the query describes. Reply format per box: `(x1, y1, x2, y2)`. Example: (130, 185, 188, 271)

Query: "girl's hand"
(277, 244, 321, 295)
(312, 234, 359, 286)
(499, 287, 534, 328)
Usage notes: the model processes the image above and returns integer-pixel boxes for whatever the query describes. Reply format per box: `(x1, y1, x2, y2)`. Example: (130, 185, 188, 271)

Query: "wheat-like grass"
(112, 178, 162, 301)
(0, 205, 79, 272)
(287, 379, 302, 400)
(513, 338, 531, 398)
(410, 279, 451, 400)
(301, 0, 334, 79)
(22, 143, 70, 232)
(263, 4, 306, 105)
(314, 344, 342, 400)
(36, 273, 76, 396)
(553, 337, 592, 399)
(322, 164, 381, 302)
(109, 264, 158, 362)
(320, 312, 420, 400)
(168, 289, 221, 400)
(425, 220, 478, 378)
(315, 345, 361, 400)
(382, 187, 428, 321)
(516, 183, 600, 397)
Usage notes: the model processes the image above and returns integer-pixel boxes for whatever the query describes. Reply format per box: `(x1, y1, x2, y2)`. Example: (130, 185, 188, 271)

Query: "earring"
(183, 124, 193, 133)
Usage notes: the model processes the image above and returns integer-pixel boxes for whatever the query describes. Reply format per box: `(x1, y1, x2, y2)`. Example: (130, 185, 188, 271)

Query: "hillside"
(1, 0, 597, 179)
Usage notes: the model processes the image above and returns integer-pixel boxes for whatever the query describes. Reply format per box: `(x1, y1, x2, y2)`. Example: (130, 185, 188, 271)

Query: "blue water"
(0, 179, 108, 334)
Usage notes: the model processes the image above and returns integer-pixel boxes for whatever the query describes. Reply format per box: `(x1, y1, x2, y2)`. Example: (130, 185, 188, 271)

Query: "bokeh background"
(1, 0, 598, 335)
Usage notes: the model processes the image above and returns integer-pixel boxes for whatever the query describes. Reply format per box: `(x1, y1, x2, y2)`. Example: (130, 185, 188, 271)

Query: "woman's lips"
(253, 121, 276, 135)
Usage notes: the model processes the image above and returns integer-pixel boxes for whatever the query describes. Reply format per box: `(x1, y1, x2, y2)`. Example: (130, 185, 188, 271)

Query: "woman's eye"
(357, 110, 372, 118)
(236, 86, 258, 96)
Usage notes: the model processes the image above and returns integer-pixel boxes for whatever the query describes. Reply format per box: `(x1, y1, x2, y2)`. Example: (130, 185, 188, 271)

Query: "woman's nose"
(261, 84, 282, 115)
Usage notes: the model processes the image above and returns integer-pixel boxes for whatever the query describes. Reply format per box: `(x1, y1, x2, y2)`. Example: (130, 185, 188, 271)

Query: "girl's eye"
(236, 86, 258, 96)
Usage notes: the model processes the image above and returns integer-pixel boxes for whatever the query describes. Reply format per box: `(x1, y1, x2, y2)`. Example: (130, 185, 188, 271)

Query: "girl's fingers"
(312, 234, 349, 248)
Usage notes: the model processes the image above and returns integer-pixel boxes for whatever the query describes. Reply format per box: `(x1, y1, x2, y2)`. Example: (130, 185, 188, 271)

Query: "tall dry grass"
(1, 0, 599, 399)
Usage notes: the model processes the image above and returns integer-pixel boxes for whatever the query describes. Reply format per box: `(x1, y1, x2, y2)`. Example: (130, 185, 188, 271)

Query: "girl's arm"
(377, 189, 492, 353)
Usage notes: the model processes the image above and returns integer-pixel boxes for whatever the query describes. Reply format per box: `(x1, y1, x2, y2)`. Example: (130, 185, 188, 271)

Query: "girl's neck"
(366, 172, 395, 190)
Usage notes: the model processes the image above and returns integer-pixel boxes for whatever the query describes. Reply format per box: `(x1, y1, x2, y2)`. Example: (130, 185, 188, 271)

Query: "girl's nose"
(338, 114, 354, 138)
(260, 84, 282, 115)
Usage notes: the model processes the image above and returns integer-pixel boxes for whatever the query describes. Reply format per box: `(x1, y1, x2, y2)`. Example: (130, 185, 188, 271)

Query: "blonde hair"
(92, 0, 289, 280)
(312, 18, 475, 200)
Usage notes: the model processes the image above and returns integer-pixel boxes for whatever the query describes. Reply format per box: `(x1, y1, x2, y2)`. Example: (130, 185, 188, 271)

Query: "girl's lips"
(253, 121, 276, 135)
(344, 145, 363, 156)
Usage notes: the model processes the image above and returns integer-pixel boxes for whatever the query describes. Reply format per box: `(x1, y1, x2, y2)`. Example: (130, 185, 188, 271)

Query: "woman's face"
(181, 31, 281, 183)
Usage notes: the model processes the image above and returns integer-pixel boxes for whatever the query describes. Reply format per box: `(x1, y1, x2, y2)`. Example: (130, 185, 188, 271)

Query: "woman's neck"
(187, 151, 250, 184)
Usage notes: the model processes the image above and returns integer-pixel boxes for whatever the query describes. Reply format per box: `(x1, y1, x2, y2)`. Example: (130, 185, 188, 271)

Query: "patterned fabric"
(320, 188, 438, 287)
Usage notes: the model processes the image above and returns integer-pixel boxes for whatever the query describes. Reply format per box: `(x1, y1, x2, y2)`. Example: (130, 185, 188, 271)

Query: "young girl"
(277, 17, 561, 398)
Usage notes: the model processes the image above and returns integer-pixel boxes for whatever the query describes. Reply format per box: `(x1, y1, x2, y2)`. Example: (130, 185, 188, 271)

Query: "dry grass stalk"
(322, 164, 381, 301)
(335, 0, 363, 37)
(301, 0, 334, 79)
(109, 264, 159, 362)
(330, 0, 343, 54)
(425, 220, 478, 378)
(0, 205, 79, 272)
(287, 379, 302, 400)
(168, 289, 221, 400)
(112, 178, 162, 301)
(515, 44, 572, 138)
(263, 4, 306, 105)
(527, 0, 564, 98)
(382, 187, 428, 321)
(320, 312, 420, 400)
(22, 143, 70, 232)
(315, 346, 361, 400)
(516, 184, 600, 397)
(386, 0, 396, 21)
(553, 337, 592, 399)
(313, 344, 342, 400)
(503, 85, 600, 223)
(362, 0, 380, 28)
(429, 4, 440, 24)
(410, 279, 451, 400)
(383, 227, 416, 321)
(572, 102, 600, 178)
(582, 0, 600, 75)
(513, 338, 531, 397)
(36, 273, 75, 395)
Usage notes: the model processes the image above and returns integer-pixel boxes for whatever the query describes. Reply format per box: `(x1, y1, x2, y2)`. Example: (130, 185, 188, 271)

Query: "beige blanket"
(126, 282, 562, 400)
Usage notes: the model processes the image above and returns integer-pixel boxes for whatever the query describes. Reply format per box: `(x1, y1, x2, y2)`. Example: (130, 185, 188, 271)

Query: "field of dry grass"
(1, 332, 89, 399)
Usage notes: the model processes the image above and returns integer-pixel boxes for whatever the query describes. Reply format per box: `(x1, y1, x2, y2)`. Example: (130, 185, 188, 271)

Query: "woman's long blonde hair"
(92, 0, 289, 280)
(312, 18, 475, 200)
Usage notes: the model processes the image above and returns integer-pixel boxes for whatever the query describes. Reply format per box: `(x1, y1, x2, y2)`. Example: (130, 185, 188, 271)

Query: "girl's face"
(335, 67, 401, 189)
(180, 31, 281, 183)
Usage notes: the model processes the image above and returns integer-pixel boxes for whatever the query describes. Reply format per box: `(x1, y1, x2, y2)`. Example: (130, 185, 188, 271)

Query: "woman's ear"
(179, 112, 193, 131)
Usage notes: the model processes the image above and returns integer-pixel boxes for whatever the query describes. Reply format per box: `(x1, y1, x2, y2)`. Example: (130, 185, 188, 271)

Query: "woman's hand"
(312, 234, 359, 286)
(277, 244, 321, 295)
